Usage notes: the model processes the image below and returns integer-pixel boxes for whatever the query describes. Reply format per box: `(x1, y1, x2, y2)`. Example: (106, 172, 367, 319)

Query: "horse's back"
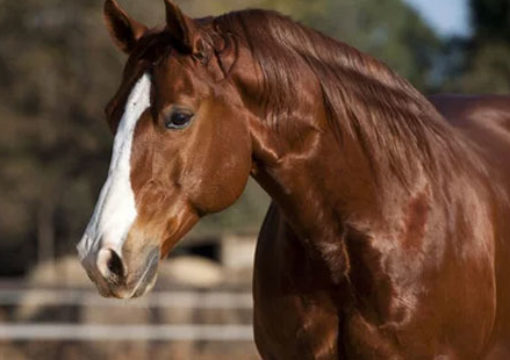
(430, 94, 510, 130)
(430, 94, 510, 200)
(430, 95, 510, 146)
(431, 94, 510, 359)
(430, 94, 510, 192)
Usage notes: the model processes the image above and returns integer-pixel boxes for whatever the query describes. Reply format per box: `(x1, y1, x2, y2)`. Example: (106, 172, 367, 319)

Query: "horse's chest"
(253, 203, 497, 360)
(252, 238, 397, 360)
(253, 208, 341, 359)
(253, 288, 340, 359)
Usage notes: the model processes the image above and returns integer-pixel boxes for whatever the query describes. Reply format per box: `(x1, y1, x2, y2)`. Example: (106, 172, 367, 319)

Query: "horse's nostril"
(97, 248, 125, 281)
(107, 250, 124, 278)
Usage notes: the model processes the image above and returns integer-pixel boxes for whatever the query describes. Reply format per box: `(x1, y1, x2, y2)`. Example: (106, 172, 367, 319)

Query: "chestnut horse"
(78, 1, 510, 358)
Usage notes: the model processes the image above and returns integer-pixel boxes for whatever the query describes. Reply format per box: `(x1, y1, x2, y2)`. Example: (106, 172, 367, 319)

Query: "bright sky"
(404, 0, 471, 37)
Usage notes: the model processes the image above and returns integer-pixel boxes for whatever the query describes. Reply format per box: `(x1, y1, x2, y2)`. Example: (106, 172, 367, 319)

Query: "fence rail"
(0, 324, 254, 341)
(0, 289, 253, 308)
(0, 288, 254, 341)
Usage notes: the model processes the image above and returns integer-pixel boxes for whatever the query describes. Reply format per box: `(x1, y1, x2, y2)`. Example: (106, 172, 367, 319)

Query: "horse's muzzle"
(79, 243, 159, 299)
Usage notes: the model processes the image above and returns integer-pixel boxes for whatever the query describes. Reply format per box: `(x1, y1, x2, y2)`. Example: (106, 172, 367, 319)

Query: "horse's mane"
(214, 10, 490, 192)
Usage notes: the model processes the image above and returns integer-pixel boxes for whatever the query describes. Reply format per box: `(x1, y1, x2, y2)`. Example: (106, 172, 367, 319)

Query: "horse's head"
(78, 0, 255, 298)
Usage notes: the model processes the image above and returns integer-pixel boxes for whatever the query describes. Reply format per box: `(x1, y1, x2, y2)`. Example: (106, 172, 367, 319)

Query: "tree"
(441, 0, 510, 93)
(471, 0, 510, 43)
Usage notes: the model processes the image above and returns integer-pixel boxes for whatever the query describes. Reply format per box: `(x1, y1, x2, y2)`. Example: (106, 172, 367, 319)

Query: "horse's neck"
(243, 63, 445, 286)
(251, 125, 418, 283)
(251, 112, 491, 293)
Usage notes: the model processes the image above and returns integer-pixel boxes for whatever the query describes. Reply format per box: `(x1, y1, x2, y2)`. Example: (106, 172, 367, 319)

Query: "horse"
(77, 1, 510, 358)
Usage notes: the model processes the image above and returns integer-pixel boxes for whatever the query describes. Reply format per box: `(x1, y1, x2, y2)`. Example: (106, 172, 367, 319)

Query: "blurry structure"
(0, 233, 258, 360)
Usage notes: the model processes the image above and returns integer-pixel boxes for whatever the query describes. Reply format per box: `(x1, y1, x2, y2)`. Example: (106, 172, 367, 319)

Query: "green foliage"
(447, 42, 510, 93)
(281, 0, 440, 90)
(471, 0, 510, 43)
(441, 0, 510, 93)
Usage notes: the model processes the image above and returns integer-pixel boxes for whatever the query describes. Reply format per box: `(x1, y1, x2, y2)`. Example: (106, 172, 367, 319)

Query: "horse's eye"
(164, 110, 193, 130)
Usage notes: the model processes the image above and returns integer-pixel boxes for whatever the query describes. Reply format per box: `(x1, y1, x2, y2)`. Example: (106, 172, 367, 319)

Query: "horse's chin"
(129, 262, 159, 299)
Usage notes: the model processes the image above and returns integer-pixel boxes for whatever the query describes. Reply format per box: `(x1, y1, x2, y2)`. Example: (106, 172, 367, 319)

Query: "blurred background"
(0, 0, 508, 359)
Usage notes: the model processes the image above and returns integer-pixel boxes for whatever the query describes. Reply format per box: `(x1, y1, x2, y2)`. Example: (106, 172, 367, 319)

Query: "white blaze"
(77, 73, 151, 260)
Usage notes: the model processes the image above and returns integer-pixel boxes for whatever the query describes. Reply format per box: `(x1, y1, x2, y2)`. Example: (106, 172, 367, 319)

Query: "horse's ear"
(164, 0, 200, 53)
(104, 0, 148, 54)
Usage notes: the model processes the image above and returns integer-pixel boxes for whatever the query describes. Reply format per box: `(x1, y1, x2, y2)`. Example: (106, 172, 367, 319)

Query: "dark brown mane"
(215, 10, 490, 192)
